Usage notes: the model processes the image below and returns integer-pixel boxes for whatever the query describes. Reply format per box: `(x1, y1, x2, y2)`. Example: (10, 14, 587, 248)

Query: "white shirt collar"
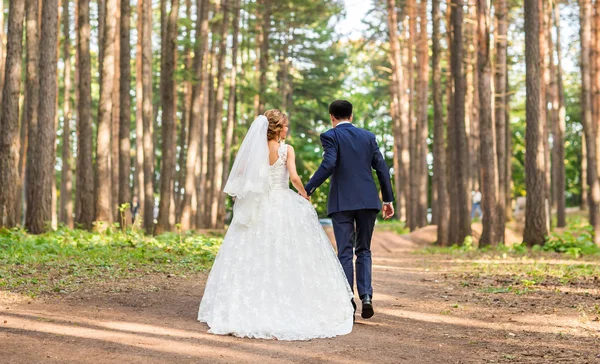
(335, 121, 352, 128)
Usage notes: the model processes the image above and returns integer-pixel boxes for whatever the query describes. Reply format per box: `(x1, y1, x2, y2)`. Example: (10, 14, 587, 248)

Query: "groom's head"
(329, 100, 353, 124)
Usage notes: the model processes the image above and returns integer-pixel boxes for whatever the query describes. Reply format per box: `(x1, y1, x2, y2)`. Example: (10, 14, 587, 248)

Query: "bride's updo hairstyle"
(264, 109, 288, 141)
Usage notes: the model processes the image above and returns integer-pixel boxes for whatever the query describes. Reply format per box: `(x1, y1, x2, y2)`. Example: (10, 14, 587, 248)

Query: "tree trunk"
(211, 0, 231, 228)
(524, 0, 549, 246)
(76, 0, 95, 229)
(181, 0, 208, 230)
(219, 0, 241, 226)
(17, 93, 28, 224)
(450, 0, 471, 244)
(142, 0, 155, 233)
(0, 0, 5, 103)
(416, 0, 429, 227)
(118, 0, 132, 226)
(60, 0, 74, 227)
(197, 40, 211, 228)
(447, 7, 460, 244)
(0, 0, 26, 228)
(111, 0, 121, 222)
(95, 0, 118, 225)
(477, 0, 498, 246)
(257, 0, 270, 114)
(23, 0, 40, 228)
(539, 0, 551, 231)
(407, 0, 418, 231)
(156, 0, 181, 234)
(432, 0, 449, 245)
(581, 0, 600, 243)
(554, 1, 566, 228)
(134, 0, 144, 220)
(494, 0, 508, 243)
(26, 0, 59, 234)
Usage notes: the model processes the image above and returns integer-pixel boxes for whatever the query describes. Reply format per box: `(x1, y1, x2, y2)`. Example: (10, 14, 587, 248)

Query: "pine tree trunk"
(477, 0, 498, 246)
(181, 0, 208, 230)
(23, 0, 40, 228)
(432, 0, 449, 245)
(17, 93, 28, 224)
(95, 0, 118, 225)
(416, 0, 429, 227)
(220, 0, 241, 226)
(0, 0, 5, 103)
(447, 7, 460, 244)
(450, 0, 471, 244)
(142, 0, 155, 233)
(111, 0, 121, 221)
(257, 0, 270, 114)
(134, 0, 144, 219)
(494, 0, 508, 243)
(76, 0, 95, 229)
(524, 0, 549, 246)
(539, 0, 550, 231)
(118, 0, 132, 226)
(0, 0, 26, 228)
(156, 0, 181, 234)
(198, 42, 211, 228)
(580, 0, 600, 244)
(554, 1, 566, 228)
(26, 0, 59, 234)
(407, 0, 418, 231)
(60, 0, 74, 227)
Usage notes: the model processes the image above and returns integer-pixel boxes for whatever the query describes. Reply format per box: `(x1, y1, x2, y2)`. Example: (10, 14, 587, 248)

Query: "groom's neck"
(333, 119, 351, 128)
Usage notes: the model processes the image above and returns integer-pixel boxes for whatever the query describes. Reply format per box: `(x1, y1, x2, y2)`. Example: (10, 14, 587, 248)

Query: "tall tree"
(141, 0, 155, 233)
(220, 0, 242, 225)
(95, 0, 118, 224)
(181, 0, 209, 230)
(23, 0, 41, 227)
(76, 0, 95, 229)
(523, 0, 548, 246)
(432, 0, 449, 245)
(0, 0, 5, 102)
(111, 0, 122, 221)
(257, 0, 271, 114)
(135, 0, 145, 217)
(554, 1, 566, 227)
(26, 0, 59, 234)
(156, 0, 181, 233)
(60, 0, 74, 227)
(477, 0, 498, 246)
(450, 0, 471, 243)
(0, 0, 26, 228)
(118, 0, 132, 224)
(494, 0, 508, 243)
(408, 0, 418, 231)
(416, 0, 429, 227)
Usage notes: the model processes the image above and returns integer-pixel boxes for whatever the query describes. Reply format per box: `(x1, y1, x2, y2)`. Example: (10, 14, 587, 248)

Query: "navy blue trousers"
(330, 209, 378, 298)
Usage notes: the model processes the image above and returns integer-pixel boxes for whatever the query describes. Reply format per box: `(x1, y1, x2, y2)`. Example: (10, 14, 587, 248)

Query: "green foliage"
(0, 227, 222, 296)
(543, 221, 599, 258)
(376, 219, 409, 235)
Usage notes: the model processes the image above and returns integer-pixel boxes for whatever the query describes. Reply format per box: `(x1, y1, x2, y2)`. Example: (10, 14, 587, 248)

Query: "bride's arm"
(286, 145, 308, 198)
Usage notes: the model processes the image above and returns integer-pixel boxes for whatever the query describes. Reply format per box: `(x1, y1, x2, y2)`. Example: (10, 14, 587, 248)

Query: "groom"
(305, 100, 395, 320)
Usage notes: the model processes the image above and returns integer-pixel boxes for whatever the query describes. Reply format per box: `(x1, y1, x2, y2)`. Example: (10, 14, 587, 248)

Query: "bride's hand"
(299, 190, 310, 201)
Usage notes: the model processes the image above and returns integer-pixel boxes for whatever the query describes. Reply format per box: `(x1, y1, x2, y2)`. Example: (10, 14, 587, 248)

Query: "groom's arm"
(371, 135, 395, 204)
(305, 132, 338, 196)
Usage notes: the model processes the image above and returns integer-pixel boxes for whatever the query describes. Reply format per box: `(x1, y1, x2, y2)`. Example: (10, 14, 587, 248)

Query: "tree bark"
(134, 0, 144, 219)
(142, 0, 155, 233)
(554, 1, 566, 228)
(432, 0, 449, 245)
(95, 0, 118, 225)
(156, 0, 181, 234)
(494, 0, 508, 243)
(257, 0, 271, 114)
(26, 0, 59, 234)
(416, 0, 429, 227)
(524, 0, 549, 246)
(111, 0, 121, 222)
(0, 0, 26, 228)
(181, 0, 209, 230)
(539, 0, 551, 231)
(0, 0, 5, 103)
(407, 0, 418, 231)
(118, 0, 132, 226)
(60, 0, 74, 227)
(76, 0, 95, 229)
(477, 0, 498, 247)
(220, 0, 242, 226)
(450, 0, 471, 244)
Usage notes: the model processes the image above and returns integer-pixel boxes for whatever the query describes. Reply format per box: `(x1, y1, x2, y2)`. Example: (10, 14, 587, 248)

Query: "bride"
(198, 109, 354, 340)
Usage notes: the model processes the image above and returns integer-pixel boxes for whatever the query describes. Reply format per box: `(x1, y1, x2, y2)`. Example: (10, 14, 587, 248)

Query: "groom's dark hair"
(329, 100, 353, 120)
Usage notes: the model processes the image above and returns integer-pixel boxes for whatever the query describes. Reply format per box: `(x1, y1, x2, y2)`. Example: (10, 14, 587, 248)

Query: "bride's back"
(268, 140, 281, 166)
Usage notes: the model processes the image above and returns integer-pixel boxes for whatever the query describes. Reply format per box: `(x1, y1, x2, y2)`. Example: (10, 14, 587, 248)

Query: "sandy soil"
(1, 227, 599, 363)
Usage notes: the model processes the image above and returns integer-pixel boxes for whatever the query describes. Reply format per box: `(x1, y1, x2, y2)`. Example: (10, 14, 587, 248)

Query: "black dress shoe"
(361, 295, 374, 319)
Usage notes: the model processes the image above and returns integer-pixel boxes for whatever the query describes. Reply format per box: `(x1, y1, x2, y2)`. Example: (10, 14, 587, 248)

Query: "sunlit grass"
(0, 227, 222, 296)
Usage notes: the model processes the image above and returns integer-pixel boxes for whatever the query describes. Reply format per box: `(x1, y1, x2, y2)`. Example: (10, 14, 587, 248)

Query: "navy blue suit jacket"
(305, 123, 395, 216)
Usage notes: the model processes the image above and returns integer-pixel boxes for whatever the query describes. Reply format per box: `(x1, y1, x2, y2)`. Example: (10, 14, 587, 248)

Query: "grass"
(376, 219, 410, 235)
(0, 227, 222, 297)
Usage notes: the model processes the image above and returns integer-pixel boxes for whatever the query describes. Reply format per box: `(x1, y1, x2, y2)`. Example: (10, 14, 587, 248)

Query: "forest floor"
(2, 225, 600, 363)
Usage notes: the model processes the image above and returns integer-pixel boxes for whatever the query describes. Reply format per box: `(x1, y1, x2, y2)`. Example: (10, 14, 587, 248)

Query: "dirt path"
(1, 229, 599, 363)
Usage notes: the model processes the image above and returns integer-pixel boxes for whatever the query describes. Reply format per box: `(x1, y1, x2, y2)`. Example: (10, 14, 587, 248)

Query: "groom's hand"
(382, 203, 394, 220)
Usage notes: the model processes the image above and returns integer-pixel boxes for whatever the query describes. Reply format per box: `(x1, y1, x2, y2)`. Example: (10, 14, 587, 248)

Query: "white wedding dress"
(198, 143, 354, 340)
